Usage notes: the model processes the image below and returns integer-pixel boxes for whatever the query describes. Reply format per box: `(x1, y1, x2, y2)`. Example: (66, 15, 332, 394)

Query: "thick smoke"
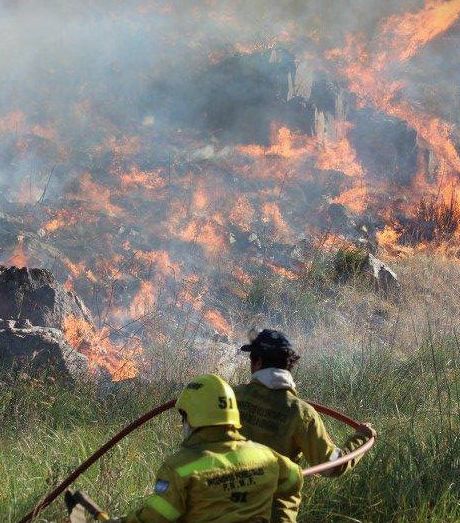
(1, 0, 458, 240)
(1, 0, 459, 347)
(0, 0, 434, 162)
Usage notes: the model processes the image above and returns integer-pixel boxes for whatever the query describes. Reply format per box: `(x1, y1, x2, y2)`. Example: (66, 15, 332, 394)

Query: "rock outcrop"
(365, 253, 400, 293)
(0, 319, 89, 382)
(334, 249, 399, 293)
(0, 266, 92, 330)
(0, 266, 93, 382)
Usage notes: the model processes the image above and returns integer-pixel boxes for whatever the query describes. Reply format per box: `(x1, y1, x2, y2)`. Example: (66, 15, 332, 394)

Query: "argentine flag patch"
(154, 479, 170, 494)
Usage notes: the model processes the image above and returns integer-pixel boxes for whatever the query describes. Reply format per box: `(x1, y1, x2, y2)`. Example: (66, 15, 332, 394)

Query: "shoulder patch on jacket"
(154, 479, 170, 493)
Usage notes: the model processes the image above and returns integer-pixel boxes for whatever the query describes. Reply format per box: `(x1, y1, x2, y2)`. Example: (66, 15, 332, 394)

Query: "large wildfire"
(1, 0, 460, 379)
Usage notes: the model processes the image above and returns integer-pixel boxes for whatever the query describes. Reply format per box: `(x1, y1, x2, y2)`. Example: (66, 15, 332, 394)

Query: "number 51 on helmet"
(176, 374, 242, 429)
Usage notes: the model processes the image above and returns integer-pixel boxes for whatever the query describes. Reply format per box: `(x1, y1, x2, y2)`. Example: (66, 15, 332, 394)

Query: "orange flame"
(376, 225, 402, 253)
(74, 173, 124, 217)
(328, 2, 460, 175)
(378, 0, 460, 64)
(135, 250, 181, 278)
(262, 202, 292, 240)
(331, 185, 368, 214)
(233, 267, 252, 286)
(178, 274, 233, 335)
(229, 195, 255, 232)
(44, 209, 80, 234)
(203, 309, 231, 336)
(316, 130, 364, 179)
(5, 235, 28, 267)
(120, 165, 166, 191)
(327, 0, 460, 252)
(239, 126, 315, 160)
(129, 280, 156, 317)
(266, 262, 299, 280)
(180, 219, 227, 257)
(63, 315, 140, 381)
(192, 184, 209, 212)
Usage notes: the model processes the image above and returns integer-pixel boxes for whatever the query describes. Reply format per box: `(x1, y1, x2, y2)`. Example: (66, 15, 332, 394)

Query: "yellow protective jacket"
(235, 371, 370, 475)
(120, 426, 303, 523)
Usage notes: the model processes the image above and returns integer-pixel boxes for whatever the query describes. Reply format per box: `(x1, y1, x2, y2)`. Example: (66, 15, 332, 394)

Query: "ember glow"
(63, 315, 140, 381)
(326, 0, 460, 237)
(2, 0, 460, 379)
(5, 236, 28, 268)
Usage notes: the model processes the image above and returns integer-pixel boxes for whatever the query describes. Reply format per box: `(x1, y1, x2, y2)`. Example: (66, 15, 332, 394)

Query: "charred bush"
(398, 194, 460, 245)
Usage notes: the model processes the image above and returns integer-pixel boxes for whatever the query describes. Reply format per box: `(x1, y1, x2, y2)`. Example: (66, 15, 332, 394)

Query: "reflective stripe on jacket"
(122, 427, 303, 523)
(235, 375, 370, 475)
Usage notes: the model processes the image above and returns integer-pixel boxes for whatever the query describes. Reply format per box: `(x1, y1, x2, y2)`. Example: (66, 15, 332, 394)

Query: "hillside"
(2, 1, 460, 521)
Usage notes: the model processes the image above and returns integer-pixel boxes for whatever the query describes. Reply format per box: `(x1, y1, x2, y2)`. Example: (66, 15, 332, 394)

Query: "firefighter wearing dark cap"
(108, 374, 303, 523)
(235, 330, 376, 516)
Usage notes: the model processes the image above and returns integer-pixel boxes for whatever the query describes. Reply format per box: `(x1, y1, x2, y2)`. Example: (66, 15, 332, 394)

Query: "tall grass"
(1, 375, 182, 522)
(295, 334, 460, 522)
(2, 254, 460, 522)
(2, 332, 459, 522)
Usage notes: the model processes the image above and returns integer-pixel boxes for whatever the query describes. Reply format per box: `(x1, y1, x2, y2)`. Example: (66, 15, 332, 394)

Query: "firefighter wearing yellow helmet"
(113, 374, 303, 523)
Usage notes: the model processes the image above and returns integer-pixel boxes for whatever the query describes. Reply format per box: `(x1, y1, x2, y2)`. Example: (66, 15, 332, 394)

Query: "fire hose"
(18, 399, 375, 523)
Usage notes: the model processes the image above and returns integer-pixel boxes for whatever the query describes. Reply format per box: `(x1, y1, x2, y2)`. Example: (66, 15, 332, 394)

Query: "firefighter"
(235, 329, 376, 473)
(111, 374, 303, 523)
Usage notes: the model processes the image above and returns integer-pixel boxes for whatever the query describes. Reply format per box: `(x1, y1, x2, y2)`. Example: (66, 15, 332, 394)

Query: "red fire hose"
(301, 401, 375, 477)
(18, 399, 375, 523)
(18, 399, 176, 523)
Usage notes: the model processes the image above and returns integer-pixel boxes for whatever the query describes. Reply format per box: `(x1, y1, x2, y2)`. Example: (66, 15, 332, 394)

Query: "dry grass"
(246, 253, 460, 360)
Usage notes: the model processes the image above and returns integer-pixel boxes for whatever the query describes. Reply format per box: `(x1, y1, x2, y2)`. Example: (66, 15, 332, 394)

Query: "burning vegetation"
(1, 1, 460, 379)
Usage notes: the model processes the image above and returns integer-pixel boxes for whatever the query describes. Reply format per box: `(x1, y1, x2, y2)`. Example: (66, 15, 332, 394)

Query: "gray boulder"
(365, 254, 399, 293)
(0, 266, 92, 330)
(0, 266, 100, 383)
(0, 319, 90, 382)
(334, 249, 399, 294)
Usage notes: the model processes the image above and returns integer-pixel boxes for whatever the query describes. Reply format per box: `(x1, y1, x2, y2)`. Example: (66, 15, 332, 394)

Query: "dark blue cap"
(240, 329, 294, 355)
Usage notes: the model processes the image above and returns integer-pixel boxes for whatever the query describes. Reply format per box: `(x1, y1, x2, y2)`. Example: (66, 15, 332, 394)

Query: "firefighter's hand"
(357, 423, 377, 439)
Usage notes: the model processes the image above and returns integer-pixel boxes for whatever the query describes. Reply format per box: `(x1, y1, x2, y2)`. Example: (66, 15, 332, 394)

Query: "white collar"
(251, 368, 296, 390)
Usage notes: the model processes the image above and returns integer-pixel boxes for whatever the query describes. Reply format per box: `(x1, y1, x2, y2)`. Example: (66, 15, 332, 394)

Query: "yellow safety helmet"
(176, 374, 241, 429)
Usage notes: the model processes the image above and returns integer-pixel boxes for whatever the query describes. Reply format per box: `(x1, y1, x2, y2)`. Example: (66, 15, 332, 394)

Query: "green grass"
(294, 337, 460, 522)
(3, 254, 460, 522)
(2, 331, 460, 523)
(333, 248, 368, 282)
(0, 377, 182, 522)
